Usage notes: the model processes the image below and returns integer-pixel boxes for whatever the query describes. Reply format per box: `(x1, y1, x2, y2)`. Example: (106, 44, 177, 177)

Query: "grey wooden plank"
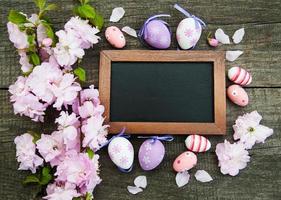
(0, 87, 280, 199)
(1, 0, 281, 88)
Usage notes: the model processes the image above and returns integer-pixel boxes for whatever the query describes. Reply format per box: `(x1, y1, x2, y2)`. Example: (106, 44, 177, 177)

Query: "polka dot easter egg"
(138, 14, 172, 49)
(138, 139, 165, 171)
(105, 26, 126, 48)
(108, 137, 134, 172)
(173, 151, 197, 172)
(228, 66, 252, 86)
(185, 135, 211, 153)
(174, 4, 206, 50)
(227, 84, 249, 107)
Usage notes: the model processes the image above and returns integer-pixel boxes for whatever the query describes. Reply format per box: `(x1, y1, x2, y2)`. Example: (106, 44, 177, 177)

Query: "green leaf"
(27, 131, 41, 143)
(8, 10, 28, 24)
(23, 175, 40, 184)
(86, 147, 94, 159)
(85, 193, 93, 200)
(45, 4, 57, 11)
(41, 21, 55, 42)
(90, 12, 104, 30)
(74, 4, 96, 19)
(74, 67, 86, 82)
(40, 166, 52, 185)
(27, 34, 35, 45)
(34, 0, 46, 10)
(30, 53, 41, 66)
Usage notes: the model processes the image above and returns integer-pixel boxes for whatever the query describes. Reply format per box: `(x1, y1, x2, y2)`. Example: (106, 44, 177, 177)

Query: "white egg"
(108, 137, 134, 171)
(176, 18, 202, 49)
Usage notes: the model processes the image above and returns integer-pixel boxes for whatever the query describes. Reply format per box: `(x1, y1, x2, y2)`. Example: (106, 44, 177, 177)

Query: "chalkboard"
(110, 62, 214, 123)
(99, 50, 226, 135)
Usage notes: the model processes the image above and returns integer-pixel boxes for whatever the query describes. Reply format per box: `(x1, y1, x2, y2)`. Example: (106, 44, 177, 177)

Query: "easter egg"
(105, 26, 126, 48)
(185, 135, 211, 153)
(228, 66, 252, 86)
(227, 84, 249, 107)
(108, 137, 134, 171)
(138, 139, 165, 171)
(176, 18, 202, 49)
(173, 151, 197, 172)
(143, 20, 171, 49)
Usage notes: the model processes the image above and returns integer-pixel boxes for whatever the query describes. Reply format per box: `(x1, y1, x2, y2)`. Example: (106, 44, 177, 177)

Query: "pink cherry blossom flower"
(50, 73, 81, 109)
(233, 111, 274, 149)
(80, 85, 100, 104)
(44, 182, 80, 200)
(216, 140, 250, 176)
(36, 131, 65, 166)
(55, 151, 101, 194)
(14, 133, 43, 173)
(9, 76, 29, 102)
(19, 51, 33, 73)
(7, 22, 29, 49)
(12, 93, 46, 122)
(78, 101, 105, 119)
(37, 23, 48, 45)
(53, 30, 85, 67)
(81, 115, 109, 151)
(64, 17, 100, 49)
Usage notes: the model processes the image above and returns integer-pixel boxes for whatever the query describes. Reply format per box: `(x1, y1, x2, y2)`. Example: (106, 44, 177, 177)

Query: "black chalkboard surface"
(110, 62, 214, 123)
(99, 50, 226, 135)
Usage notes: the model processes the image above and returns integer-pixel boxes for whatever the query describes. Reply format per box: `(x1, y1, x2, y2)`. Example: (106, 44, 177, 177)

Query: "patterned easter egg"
(105, 26, 126, 48)
(176, 18, 202, 49)
(138, 139, 165, 171)
(227, 84, 249, 107)
(185, 135, 211, 153)
(173, 151, 197, 172)
(143, 20, 171, 49)
(108, 137, 134, 171)
(228, 66, 252, 86)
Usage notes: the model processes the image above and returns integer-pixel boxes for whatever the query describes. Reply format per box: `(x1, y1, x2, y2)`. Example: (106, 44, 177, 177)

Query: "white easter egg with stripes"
(228, 66, 252, 86)
(108, 137, 134, 170)
(185, 135, 211, 153)
(176, 18, 202, 49)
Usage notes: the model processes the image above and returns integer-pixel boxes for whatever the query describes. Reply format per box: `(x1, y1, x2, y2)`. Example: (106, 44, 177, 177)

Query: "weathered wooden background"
(0, 0, 281, 199)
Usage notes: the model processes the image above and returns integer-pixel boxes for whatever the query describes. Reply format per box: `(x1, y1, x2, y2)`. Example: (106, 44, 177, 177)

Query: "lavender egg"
(138, 139, 165, 171)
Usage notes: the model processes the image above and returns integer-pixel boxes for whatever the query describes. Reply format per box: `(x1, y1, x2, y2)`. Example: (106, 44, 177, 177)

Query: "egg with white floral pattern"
(176, 18, 202, 49)
(138, 139, 165, 171)
(108, 137, 134, 171)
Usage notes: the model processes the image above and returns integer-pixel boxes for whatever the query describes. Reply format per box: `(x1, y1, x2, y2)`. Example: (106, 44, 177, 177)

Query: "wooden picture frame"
(99, 50, 226, 135)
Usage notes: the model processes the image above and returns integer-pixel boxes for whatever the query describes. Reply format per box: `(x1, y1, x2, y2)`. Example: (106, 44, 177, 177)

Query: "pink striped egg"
(185, 135, 211, 153)
(228, 66, 252, 86)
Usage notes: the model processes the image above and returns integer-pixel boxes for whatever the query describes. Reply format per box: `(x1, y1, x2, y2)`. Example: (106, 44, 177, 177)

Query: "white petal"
(232, 28, 245, 44)
(195, 170, 213, 183)
(175, 171, 190, 188)
(226, 50, 243, 62)
(127, 186, 143, 194)
(110, 7, 125, 22)
(122, 26, 137, 38)
(215, 28, 230, 44)
(134, 175, 147, 189)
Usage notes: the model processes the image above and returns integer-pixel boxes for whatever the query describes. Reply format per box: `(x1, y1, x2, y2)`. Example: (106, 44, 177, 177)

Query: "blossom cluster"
(9, 8, 108, 200)
(216, 111, 273, 176)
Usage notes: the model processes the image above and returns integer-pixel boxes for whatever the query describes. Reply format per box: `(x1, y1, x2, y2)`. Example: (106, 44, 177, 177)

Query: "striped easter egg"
(228, 66, 252, 86)
(185, 135, 211, 153)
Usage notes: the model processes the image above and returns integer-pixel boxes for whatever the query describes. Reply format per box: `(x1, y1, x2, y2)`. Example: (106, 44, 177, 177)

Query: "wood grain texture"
(0, 0, 281, 199)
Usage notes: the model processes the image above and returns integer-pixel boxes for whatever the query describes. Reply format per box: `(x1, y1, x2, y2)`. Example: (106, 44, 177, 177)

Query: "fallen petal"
(122, 26, 138, 38)
(233, 28, 245, 44)
(110, 7, 125, 22)
(134, 175, 147, 189)
(195, 170, 213, 182)
(127, 186, 143, 194)
(226, 50, 243, 62)
(215, 28, 230, 44)
(175, 171, 190, 187)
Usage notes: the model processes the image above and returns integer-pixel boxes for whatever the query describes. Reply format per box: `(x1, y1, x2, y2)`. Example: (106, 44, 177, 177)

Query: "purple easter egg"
(144, 20, 171, 49)
(138, 139, 165, 171)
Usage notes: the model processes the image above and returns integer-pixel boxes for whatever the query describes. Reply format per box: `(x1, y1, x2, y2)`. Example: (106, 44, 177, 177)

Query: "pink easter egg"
(105, 26, 126, 48)
(228, 66, 252, 86)
(185, 135, 211, 153)
(173, 151, 197, 172)
(227, 84, 249, 107)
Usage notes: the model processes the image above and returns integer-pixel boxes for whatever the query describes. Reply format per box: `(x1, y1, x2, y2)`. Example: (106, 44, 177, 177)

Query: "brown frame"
(99, 50, 226, 135)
